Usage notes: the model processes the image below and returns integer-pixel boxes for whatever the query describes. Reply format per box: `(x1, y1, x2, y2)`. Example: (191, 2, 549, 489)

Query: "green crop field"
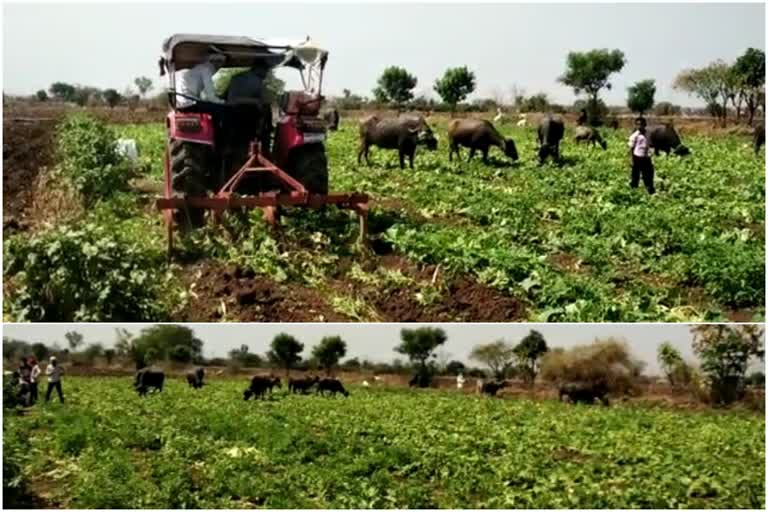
(3, 377, 764, 509)
(3, 114, 764, 322)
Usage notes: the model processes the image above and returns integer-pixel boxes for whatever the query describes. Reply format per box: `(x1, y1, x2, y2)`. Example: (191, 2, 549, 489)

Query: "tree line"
(34, 76, 155, 108)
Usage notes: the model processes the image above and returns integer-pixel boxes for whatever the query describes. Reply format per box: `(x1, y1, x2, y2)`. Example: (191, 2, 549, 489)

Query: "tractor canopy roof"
(161, 34, 327, 72)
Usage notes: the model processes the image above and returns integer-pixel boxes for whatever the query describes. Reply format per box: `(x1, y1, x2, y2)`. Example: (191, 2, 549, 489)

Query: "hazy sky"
(3, 2, 765, 106)
(4, 323, 756, 375)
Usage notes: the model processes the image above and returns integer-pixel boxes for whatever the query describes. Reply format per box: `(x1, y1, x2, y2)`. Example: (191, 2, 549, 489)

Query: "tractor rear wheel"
(169, 139, 209, 229)
(287, 143, 329, 194)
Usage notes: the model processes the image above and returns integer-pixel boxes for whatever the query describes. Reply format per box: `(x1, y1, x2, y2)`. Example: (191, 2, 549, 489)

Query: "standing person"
(17, 358, 32, 406)
(28, 357, 41, 405)
(45, 356, 65, 403)
(175, 51, 227, 109)
(628, 116, 656, 194)
(456, 372, 466, 391)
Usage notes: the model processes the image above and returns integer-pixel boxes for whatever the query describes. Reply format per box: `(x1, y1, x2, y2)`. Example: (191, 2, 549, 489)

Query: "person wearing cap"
(28, 356, 41, 405)
(175, 51, 227, 109)
(45, 356, 65, 403)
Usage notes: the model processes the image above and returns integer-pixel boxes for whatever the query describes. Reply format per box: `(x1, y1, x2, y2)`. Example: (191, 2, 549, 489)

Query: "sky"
(2, 2, 765, 106)
(5, 323, 762, 376)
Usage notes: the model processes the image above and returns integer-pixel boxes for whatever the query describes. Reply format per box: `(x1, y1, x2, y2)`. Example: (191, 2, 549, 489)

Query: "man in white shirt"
(45, 356, 65, 403)
(175, 52, 227, 109)
(628, 117, 656, 194)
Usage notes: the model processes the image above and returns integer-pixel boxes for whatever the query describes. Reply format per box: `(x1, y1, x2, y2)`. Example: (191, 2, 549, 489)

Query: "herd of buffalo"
(132, 367, 612, 405)
(324, 108, 765, 170)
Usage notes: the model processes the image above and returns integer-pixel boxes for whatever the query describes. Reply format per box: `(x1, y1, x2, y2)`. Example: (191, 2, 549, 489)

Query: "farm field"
(2, 110, 765, 322)
(3, 376, 764, 509)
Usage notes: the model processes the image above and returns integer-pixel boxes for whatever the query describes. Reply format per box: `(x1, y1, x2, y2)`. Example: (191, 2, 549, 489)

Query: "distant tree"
(519, 93, 550, 113)
(342, 357, 361, 370)
(395, 327, 447, 385)
(675, 61, 738, 127)
(103, 349, 116, 365)
(169, 345, 193, 363)
(83, 343, 104, 363)
(65, 331, 84, 352)
(559, 49, 626, 125)
(691, 325, 764, 405)
(513, 330, 549, 385)
(36, 90, 48, 102)
(373, 66, 418, 107)
(3, 338, 31, 360)
(657, 341, 685, 386)
(114, 328, 145, 370)
(30, 342, 50, 362)
(445, 360, 466, 375)
(72, 86, 101, 107)
(134, 325, 203, 363)
(433, 66, 476, 113)
(102, 88, 122, 108)
(732, 48, 766, 125)
(134, 76, 153, 98)
(470, 340, 516, 380)
(267, 333, 304, 377)
(49, 82, 76, 102)
(627, 79, 656, 115)
(311, 336, 347, 376)
(745, 371, 765, 387)
(654, 101, 682, 116)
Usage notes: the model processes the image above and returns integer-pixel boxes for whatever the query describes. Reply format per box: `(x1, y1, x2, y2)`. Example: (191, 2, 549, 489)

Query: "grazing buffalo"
(574, 126, 607, 149)
(317, 378, 350, 397)
(753, 122, 765, 154)
(186, 367, 205, 389)
(558, 381, 610, 406)
(648, 124, 690, 156)
(358, 114, 438, 169)
(322, 108, 340, 131)
(537, 116, 565, 164)
(243, 375, 281, 401)
(447, 119, 518, 164)
(481, 380, 508, 397)
(134, 369, 165, 397)
(289, 376, 319, 394)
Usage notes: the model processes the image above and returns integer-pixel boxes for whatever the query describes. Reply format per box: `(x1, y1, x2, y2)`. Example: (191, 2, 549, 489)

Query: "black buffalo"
(243, 375, 281, 401)
(186, 367, 205, 389)
(537, 116, 565, 164)
(316, 378, 350, 397)
(558, 381, 610, 406)
(289, 376, 319, 394)
(134, 369, 165, 397)
(322, 108, 340, 131)
(408, 373, 431, 388)
(447, 118, 518, 164)
(753, 122, 765, 154)
(481, 380, 509, 397)
(648, 124, 690, 156)
(574, 126, 607, 149)
(358, 114, 438, 169)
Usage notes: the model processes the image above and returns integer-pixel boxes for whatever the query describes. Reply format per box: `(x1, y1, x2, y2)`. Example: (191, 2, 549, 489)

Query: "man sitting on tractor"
(176, 51, 227, 109)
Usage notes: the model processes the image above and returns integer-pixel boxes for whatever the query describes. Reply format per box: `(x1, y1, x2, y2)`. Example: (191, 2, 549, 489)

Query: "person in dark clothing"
(17, 358, 32, 406)
(628, 117, 655, 194)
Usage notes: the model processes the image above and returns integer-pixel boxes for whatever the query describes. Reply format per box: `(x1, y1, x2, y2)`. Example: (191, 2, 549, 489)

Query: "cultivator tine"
(355, 203, 369, 246)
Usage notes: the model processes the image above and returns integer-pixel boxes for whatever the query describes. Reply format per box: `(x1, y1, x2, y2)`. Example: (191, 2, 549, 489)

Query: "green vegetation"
(3, 377, 764, 508)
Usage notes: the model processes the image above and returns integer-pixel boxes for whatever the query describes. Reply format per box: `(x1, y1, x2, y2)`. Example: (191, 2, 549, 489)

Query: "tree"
(134, 325, 204, 363)
(657, 341, 685, 386)
(73, 86, 101, 107)
(395, 327, 447, 385)
(654, 101, 681, 116)
(311, 336, 347, 375)
(732, 48, 766, 125)
(559, 49, 626, 125)
(49, 82, 76, 102)
(513, 330, 549, 385)
(36, 90, 48, 102)
(214, 68, 286, 102)
(445, 360, 466, 375)
(228, 344, 263, 368)
(65, 331, 84, 352)
(134, 76, 153, 98)
(519, 93, 549, 113)
(103, 349, 116, 365)
(342, 357, 361, 370)
(83, 343, 104, 363)
(30, 342, 50, 362)
(691, 325, 764, 405)
(675, 61, 738, 127)
(470, 340, 516, 380)
(373, 66, 418, 106)
(102, 89, 122, 108)
(627, 79, 656, 115)
(433, 66, 476, 113)
(169, 345, 193, 363)
(267, 333, 304, 377)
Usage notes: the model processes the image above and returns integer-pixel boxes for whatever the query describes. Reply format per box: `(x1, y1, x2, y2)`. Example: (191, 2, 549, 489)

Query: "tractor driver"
(225, 60, 273, 154)
(175, 51, 227, 110)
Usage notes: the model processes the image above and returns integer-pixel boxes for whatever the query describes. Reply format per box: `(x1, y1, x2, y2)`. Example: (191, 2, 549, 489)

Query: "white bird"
(493, 107, 504, 123)
(516, 118, 527, 127)
(362, 380, 370, 387)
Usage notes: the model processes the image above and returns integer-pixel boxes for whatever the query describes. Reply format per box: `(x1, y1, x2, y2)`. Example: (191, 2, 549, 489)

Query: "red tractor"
(156, 34, 368, 259)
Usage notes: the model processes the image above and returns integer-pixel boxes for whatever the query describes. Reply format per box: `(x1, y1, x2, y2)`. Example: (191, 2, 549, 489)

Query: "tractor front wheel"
(286, 143, 329, 194)
(169, 139, 209, 229)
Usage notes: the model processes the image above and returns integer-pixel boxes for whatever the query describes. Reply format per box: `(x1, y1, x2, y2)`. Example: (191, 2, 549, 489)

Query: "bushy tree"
(373, 66, 417, 106)
(513, 330, 549, 385)
(65, 331, 84, 352)
(433, 66, 476, 113)
(30, 342, 50, 362)
(134, 76, 153, 97)
(311, 336, 347, 375)
(36, 90, 48, 102)
(103, 349, 116, 365)
(627, 79, 656, 115)
(657, 341, 684, 386)
(228, 344, 263, 367)
(49, 82, 76, 102)
(654, 101, 681, 116)
(732, 47, 766, 125)
(559, 49, 626, 125)
(691, 325, 764, 404)
(120, 325, 203, 369)
(519, 93, 550, 113)
(445, 360, 466, 375)
(469, 340, 515, 380)
(102, 89, 122, 108)
(342, 357, 361, 370)
(83, 343, 104, 363)
(267, 333, 304, 377)
(675, 61, 738, 127)
(395, 327, 447, 385)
